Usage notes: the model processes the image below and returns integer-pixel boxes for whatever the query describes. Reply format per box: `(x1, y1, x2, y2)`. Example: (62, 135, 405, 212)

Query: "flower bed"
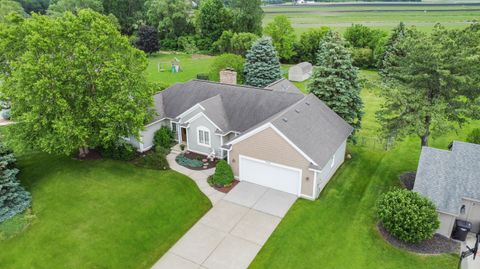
(176, 154, 204, 168)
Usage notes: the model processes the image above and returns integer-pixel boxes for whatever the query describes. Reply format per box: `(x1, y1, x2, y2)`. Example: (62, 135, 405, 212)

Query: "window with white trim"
(197, 126, 211, 147)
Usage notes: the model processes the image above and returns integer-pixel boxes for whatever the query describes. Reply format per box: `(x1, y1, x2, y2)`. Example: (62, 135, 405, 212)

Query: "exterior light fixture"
(461, 205, 466, 215)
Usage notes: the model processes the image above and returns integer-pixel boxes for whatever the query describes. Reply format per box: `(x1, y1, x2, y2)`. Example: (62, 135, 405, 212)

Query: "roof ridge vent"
(295, 109, 300, 113)
(282, 118, 288, 122)
(305, 101, 310, 106)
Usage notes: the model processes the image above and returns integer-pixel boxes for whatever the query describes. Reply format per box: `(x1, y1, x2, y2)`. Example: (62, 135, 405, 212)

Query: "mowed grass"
(146, 53, 216, 87)
(249, 71, 478, 269)
(0, 153, 211, 269)
(263, 4, 480, 34)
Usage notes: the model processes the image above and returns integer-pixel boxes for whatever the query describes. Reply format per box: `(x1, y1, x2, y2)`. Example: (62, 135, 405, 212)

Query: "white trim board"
(177, 103, 205, 119)
(184, 112, 222, 132)
(227, 123, 318, 166)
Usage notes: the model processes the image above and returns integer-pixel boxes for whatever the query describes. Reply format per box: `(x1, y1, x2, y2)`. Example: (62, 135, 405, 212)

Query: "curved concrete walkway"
(153, 153, 297, 269)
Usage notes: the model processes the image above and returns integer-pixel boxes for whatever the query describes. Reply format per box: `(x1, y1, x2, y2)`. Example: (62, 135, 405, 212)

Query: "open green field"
(0, 153, 211, 268)
(263, 3, 480, 34)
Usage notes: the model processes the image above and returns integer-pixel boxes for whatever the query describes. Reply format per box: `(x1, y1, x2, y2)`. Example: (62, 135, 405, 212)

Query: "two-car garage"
(238, 155, 301, 196)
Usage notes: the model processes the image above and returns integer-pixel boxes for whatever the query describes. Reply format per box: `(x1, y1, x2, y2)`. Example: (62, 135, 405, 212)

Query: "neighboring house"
(129, 79, 353, 200)
(413, 141, 480, 237)
(288, 62, 312, 82)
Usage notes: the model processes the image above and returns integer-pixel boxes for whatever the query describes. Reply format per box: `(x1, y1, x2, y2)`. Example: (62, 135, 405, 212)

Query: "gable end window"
(197, 127, 211, 147)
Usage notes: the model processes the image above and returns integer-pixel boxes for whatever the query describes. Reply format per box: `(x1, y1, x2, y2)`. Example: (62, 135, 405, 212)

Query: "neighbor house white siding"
(314, 139, 347, 198)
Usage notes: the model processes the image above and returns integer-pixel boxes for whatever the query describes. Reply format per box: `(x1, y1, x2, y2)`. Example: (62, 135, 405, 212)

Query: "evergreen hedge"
(211, 160, 233, 187)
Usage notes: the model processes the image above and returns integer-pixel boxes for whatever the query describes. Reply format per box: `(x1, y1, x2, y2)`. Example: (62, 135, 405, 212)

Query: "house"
(129, 79, 353, 200)
(413, 141, 480, 237)
(288, 62, 313, 82)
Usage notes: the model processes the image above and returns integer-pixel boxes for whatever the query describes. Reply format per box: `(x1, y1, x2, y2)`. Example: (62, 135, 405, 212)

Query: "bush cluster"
(153, 127, 173, 149)
(135, 151, 169, 170)
(467, 128, 480, 144)
(376, 189, 439, 243)
(99, 140, 136, 161)
(175, 154, 203, 168)
(210, 160, 233, 187)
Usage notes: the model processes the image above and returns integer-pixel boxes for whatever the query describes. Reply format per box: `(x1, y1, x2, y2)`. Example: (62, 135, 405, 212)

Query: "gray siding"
(186, 114, 222, 157)
(129, 119, 169, 152)
(437, 212, 456, 237)
(314, 140, 347, 198)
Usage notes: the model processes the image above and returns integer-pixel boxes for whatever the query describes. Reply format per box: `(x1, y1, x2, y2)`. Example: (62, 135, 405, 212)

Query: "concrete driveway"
(152, 182, 297, 269)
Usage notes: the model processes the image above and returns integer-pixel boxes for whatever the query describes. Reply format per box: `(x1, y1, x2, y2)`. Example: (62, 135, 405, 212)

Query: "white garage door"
(239, 155, 301, 195)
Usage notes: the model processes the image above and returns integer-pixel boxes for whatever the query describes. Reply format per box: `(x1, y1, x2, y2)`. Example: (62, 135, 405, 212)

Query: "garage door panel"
(239, 156, 300, 195)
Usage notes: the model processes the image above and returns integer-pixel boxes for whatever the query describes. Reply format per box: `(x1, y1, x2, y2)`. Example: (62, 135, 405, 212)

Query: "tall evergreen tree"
(308, 31, 363, 137)
(244, 37, 282, 87)
(0, 141, 31, 223)
(379, 22, 406, 76)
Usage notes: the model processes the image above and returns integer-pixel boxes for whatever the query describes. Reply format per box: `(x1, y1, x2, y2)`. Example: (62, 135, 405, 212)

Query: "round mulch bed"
(377, 223, 460, 254)
(177, 151, 219, 170)
(399, 171, 416, 190)
(211, 180, 239, 193)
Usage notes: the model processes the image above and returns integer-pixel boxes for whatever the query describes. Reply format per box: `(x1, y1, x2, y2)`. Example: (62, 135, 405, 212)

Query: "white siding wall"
(314, 139, 347, 198)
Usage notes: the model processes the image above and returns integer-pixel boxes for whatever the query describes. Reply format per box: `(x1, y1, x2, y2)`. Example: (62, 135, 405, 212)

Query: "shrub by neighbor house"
(210, 160, 233, 187)
(135, 151, 169, 170)
(467, 128, 480, 144)
(377, 189, 439, 243)
(154, 127, 173, 149)
(99, 140, 136, 161)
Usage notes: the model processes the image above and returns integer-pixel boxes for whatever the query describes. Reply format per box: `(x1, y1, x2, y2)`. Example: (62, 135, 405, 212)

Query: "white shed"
(288, 62, 313, 82)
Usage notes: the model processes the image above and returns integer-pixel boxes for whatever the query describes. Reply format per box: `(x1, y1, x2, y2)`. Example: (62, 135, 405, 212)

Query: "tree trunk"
(78, 147, 90, 158)
(420, 115, 431, 147)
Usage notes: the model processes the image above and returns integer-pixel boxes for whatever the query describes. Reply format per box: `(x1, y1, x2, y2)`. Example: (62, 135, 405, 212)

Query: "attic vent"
(282, 118, 288, 122)
(305, 101, 310, 106)
(295, 109, 300, 113)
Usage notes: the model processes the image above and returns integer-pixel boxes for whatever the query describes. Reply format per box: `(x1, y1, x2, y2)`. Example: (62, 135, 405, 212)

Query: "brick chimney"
(219, 68, 237, 85)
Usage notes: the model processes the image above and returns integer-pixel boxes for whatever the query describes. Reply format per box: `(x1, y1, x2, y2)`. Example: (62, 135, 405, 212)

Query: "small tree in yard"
(308, 31, 363, 138)
(210, 160, 233, 187)
(467, 129, 480, 144)
(377, 189, 439, 243)
(0, 141, 31, 223)
(0, 10, 153, 157)
(263, 15, 296, 62)
(135, 25, 160, 55)
(153, 127, 173, 149)
(244, 37, 282, 87)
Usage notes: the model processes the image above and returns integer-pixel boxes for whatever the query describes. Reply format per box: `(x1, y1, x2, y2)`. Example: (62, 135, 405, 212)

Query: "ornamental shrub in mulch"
(376, 189, 439, 243)
(175, 154, 203, 168)
(210, 160, 234, 187)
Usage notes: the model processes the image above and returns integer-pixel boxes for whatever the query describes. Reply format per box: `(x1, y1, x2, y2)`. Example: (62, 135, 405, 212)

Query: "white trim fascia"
(177, 103, 205, 119)
(463, 197, 480, 204)
(185, 112, 222, 132)
(197, 126, 211, 147)
(313, 170, 318, 199)
(437, 209, 458, 217)
(239, 154, 302, 197)
(145, 117, 171, 128)
(185, 126, 190, 149)
(227, 123, 318, 166)
(300, 194, 315, 201)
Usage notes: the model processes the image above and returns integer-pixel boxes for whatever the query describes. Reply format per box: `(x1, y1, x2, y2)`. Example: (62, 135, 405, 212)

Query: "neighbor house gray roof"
(151, 80, 304, 132)
(413, 141, 480, 216)
(265, 78, 304, 95)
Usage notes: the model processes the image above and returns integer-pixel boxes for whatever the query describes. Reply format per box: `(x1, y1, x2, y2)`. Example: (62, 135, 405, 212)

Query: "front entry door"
(181, 128, 187, 143)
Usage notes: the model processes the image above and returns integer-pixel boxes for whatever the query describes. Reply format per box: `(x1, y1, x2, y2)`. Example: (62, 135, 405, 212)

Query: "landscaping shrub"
(99, 140, 136, 161)
(135, 151, 169, 170)
(197, 73, 209, 80)
(467, 128, 480, 144)
(175, 154, 203, 168)
(210, 160, 233, 187)
(153, 127, 172, 149)
(377, 189, 439, 243)
(155, 145, 171, 156)
(352, 47, 374, 68)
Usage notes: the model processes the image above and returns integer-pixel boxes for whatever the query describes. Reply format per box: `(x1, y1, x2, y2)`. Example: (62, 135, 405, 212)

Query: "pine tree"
(379, 22, 406, 77)
(308, 31, 363, 137)
(0, 141, 31, 223)
(244, 37, 282, 87)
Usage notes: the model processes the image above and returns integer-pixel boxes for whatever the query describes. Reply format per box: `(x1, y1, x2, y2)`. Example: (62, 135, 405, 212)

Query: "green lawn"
(249, 71, 479, 269)
(146, 53, 216, 87)
(263, 4, 480, 34)
(0, 153, 211, 269)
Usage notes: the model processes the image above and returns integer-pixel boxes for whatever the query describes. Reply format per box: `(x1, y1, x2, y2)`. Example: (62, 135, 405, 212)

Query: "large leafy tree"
(379, 22, 406, 76)
(145, 0, 192, 49)
(232, 0, 263, 35)
(294, 27, 330, 63)
(14, 0, 49, 14)
(308, 31, 363, 136)
(244, 37, 282, 87)
(0, 0, 25, 22)
(377, 25, 480, 147)
(0, 10, 153, 156)
(48, 0, 104, 16)
(0, 141, 31, 223)
(344, 24, 387, 68)
(195, 0, 232, 51)
(135, 25, 160, 54)
(102, 0, 145, 35)
(263, 15, 296, 61)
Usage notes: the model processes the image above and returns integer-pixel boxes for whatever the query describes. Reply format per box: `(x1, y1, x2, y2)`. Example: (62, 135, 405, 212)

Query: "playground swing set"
(157, 57, 182, 74)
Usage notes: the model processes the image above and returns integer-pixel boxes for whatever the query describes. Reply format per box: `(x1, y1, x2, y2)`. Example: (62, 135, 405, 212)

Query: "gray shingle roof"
(413, 141, 480, 215)
(265, 78, 304, 95)
(152, 80, 304, 132)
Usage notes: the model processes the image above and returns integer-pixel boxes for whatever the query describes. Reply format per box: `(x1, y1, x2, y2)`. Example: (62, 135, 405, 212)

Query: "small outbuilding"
(413, 141, 480, 238)
(288, 62, 313, 82)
